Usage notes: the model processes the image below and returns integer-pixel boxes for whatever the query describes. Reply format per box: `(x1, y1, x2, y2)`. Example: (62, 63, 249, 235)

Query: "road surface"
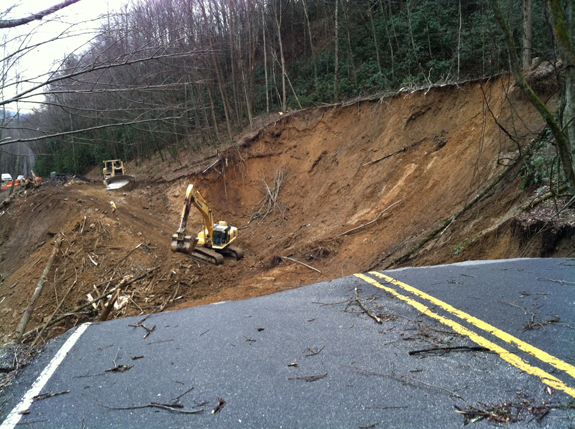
(1, 258, 574, 428)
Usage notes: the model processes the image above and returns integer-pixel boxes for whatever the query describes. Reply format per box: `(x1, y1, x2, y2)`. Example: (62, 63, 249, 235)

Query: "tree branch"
(0, 0, 82, 29)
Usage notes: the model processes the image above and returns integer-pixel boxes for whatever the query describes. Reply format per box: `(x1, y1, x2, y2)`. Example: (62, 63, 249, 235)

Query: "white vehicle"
(1, 174, 12, 183)
(16, 175, 24, 181)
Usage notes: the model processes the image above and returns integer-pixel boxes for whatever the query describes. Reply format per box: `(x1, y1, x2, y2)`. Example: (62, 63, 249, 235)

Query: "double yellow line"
(354, 272, 575, 398)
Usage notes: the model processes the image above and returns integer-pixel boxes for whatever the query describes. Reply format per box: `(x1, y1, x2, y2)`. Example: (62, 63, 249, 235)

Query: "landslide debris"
(0, 76, 573, 346)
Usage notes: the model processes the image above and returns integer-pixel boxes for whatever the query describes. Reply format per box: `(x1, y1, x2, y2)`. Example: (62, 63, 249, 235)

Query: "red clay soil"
(0, 75, 573, 345)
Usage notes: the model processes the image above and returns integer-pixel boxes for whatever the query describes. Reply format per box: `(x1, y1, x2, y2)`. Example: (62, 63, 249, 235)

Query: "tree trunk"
(262, 3, 269, 115)
(367, 5, 382, 74)
(457, 0, 462, 79)
(334, 0, 339, 103)
(207, 86, 221, 146)
(13, 239, 62, 343)
(200, 0, 234, 142)
(227, 0, 241, 124)
(301, 0, 318, 86)
(523, 0, 533, 69)
(274, 3, 287, 112)
(379, 0, 395, 80)
(406, 0, 418, 68)
(549, 0, 575, 173)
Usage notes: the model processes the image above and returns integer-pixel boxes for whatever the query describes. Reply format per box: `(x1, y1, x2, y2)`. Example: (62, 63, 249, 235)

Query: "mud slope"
(0, 76, 572, 343)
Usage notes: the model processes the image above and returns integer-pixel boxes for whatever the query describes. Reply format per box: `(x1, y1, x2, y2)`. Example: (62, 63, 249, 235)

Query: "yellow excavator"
(170, 184, 244, 265)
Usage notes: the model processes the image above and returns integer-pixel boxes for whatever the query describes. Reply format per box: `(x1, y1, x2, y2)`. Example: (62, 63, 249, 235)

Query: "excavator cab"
(212, 222, 236, 248)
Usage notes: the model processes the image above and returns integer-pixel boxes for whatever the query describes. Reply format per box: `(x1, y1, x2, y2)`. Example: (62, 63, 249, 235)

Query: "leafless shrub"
(249, 167, 289, 224)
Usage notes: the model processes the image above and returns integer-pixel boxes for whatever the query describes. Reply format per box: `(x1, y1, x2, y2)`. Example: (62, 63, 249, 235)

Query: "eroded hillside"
(0, 76, 573, 345)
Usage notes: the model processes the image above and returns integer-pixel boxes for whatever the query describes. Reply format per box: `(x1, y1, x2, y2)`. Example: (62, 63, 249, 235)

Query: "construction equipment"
(171, 184, 244, 265)
(102, 159, 135, 191)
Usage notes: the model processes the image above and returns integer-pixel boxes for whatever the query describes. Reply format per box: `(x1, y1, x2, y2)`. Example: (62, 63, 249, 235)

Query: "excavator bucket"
(170, 233, 198, 254)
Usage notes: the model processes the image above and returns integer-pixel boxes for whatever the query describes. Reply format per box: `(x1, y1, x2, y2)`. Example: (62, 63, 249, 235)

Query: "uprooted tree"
(489, 0, 575, 196)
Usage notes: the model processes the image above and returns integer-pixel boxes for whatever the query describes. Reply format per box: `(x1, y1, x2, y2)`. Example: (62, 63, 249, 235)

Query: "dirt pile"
(0, 76, 573, 344)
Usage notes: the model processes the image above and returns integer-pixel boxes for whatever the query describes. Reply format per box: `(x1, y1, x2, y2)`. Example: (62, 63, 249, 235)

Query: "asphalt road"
(1, 258, 574, 428)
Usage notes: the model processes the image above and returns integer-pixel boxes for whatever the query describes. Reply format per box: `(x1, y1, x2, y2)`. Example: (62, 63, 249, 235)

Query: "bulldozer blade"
(104, 175, 135, 191)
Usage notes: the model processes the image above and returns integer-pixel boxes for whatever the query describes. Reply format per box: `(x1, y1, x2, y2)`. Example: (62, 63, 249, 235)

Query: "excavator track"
(221, 245, 244, 260)
(189, 247, 225, 265)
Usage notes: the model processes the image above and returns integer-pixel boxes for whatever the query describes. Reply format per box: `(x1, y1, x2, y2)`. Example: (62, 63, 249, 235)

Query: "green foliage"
(520, 135, 566, 189)
(33, 139, 115, 177)
(453, 236, 478, 256)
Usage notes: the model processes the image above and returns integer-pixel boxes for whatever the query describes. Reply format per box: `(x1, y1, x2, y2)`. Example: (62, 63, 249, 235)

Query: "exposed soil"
(0, 75, 574, 345)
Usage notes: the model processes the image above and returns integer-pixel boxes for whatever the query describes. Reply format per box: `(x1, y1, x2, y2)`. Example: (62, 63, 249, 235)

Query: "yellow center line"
(354, 273, 575, 398)
(368, 271, 575, 381)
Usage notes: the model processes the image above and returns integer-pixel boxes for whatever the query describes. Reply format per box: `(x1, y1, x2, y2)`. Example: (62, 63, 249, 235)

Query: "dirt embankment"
(0, 76, 573, 344)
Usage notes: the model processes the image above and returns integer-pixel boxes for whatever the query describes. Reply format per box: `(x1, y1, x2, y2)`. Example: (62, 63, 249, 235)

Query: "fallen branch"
(99, 276, 133, 322)
(337, 200, 401, 238)
(343, 365, 464, 400)
(362, 147, 407, 166)
(33, 390, 70, 401)
(524, 184, 569, 210)
(408, 346, 491, 356)
(355, 288, 382, 324)
(13, 238, 62, 343)
(97, 400, 203, 414)
(107, 244, 142, 273)
(281, 256, 321, 273)
(537, 276, 575, 286)
(212, 397, 226, 414)
(202, 158, 221, 174)
(304, 346, 325, 356)
(128, 321, 156, 339)
(22, 267, 158, 341)
(288, 373, 327, 382)
(31, 280, 77, 347)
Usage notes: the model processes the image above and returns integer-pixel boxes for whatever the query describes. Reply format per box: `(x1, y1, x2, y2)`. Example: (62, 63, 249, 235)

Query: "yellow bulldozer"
(102, 159, 135, 190)
(171, 184, 244, 265)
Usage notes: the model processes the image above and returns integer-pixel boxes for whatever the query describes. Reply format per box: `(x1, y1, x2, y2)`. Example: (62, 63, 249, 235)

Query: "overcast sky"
(3, 0, 132, 112)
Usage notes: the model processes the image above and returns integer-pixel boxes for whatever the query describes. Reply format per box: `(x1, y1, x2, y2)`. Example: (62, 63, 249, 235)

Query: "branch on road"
(537, 276, 575, 286)
(354, 288, 382, 324)
(97, 399, 204, 414)
(343, 365, 465, 401)
(288, 373, 327, 382)
(408, 346, 492, 356)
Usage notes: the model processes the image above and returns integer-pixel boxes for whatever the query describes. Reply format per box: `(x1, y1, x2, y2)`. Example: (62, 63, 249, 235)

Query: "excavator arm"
(171, 184, 215, 253)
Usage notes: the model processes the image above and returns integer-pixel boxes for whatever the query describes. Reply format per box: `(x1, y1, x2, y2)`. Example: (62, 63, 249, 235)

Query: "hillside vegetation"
(0, 0, 564, 178)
